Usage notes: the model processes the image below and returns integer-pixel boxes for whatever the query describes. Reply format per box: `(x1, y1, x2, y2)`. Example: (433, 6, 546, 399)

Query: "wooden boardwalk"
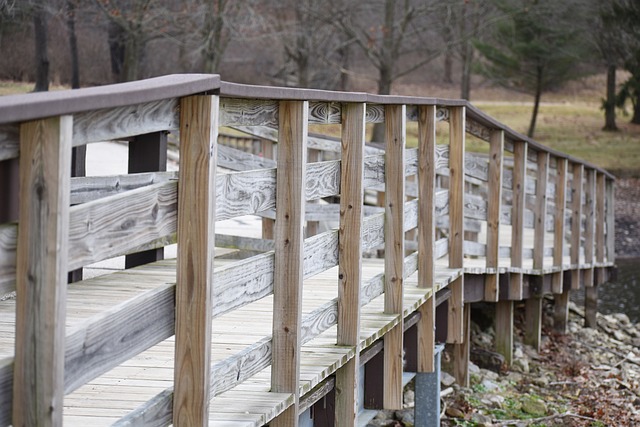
(0, 75, 615, 426)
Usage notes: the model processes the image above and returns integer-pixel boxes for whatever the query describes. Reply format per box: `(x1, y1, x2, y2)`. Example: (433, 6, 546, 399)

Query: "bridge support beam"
(495, 300, 513, 367)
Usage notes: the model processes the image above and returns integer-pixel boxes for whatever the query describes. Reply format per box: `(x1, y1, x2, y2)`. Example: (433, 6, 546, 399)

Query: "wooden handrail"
(0, 74, 617, 427)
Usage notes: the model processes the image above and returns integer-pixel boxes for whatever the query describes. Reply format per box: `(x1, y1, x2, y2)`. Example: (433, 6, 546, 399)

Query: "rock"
(481, 369, 499, 381)
(470, 413, 493, 426)
(532, 375, 549, 387)
(403, 389, 414, 408)
(521, 395, 547, 417)
(481, 379, 500, 391)
(441, 371, 456, 387)
(612, 313, 631, 325)
(505, 371, 523, 384)
(481, 393, 505, 408)
(614, 330, 627, 341)
(514, 347, 524, 359)
(445, 406, 465, 418)
(471, 347, 506, 373)
(513, 357, 530, 373)
(468, 361, 481, 374)
(394, 409, 415, 426)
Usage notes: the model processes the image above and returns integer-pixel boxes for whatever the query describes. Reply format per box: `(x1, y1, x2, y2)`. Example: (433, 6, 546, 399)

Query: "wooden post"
(262, 139, 275, 240)
(495, 300, 513, 366)
(585, 285, 598, 328)
(595, 173, 606, 284)
(570, 164, 584, 290)
(306, 148, 321, 237)
(417, 105, 436, 373)
(554, 286, 570, 334)
(453, 303, 471, 387)
(584, 169, 596, 287)
(125, 131, 168, 269)
(524, 293, 543, 352)
(448, 106, 465, 344)
(0, 158, 19, 223)
(533, 151, 549, 272)
(68, 145, 86, 283)
(13, 115, 72, 426)
(173, 95, 218, 426)
(485, 129, 504, 301)
(383, 104, 405, 410)
(510, 142, 527, 300)
(605, 179, 615, 263)
(271, 100, 308, 426)
(525, 151, 548, 353)
(552, 158, 568, 294)
(335, 102, 365, 426)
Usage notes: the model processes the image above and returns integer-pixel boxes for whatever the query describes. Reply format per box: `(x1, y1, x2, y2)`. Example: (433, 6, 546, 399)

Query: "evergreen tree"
(475, 0, 588, 137)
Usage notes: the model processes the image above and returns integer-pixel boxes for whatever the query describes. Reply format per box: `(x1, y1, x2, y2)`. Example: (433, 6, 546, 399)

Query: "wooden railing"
(0, 75, 615, 426)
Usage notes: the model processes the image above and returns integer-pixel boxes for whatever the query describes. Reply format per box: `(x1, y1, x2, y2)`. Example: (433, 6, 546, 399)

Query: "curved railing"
(0, 75, 614, 426)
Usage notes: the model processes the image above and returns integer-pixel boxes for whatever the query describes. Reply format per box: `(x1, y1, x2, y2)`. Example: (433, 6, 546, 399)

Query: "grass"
(477, 101, 640, 177)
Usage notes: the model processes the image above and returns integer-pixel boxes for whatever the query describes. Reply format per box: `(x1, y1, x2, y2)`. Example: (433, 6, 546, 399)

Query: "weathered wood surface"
(173, 95, 218, 425)
(485, 130, 504, 301)
(552, 159, 568, 293)
(12, 116, 72, 426)
(271, 100, 307, 427)
(335, 102, 365, 425)
(570, 164, 584, 289)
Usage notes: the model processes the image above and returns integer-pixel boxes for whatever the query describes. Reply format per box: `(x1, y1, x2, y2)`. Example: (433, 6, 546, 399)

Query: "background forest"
(0, 0, 639, 152)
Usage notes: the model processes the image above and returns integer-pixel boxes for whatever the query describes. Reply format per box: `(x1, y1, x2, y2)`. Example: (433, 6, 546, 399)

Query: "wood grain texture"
(570, 164, 584, 290)
(584, 169, 596, 287)
(448, 106, 465, 343)
(220, 98, 279, 126)
(453, 303, 470, 387)
(417, 105, 436, 373)
(0, 223, 17, 295)
(485, 130, 504, 301)
(73, 99, 178, 146)
(336, 103, 365, 427)
(605, 179, 615, 263)
(383, 104, 405, 409)
(173, 95, 218, 426)
(495, 300, 513, 367)
(13, 115, 72, 426)
(69, 171, 177, 205)
(533, 151, 549, 270)
(552, 158, 568, 293)
(0, 124, 19, 161)
(271, 100, 307, 427)
(68, 180, 177, 270)
(595, 173, 605, 265)
(510, 142, 528, 299)
(524, 296, 542, 352)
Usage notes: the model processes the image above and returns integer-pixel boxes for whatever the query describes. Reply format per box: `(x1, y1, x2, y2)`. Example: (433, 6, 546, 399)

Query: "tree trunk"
(633, 90, 640, 125)
(338, 44, 350, 91)
(460, 43, 473, 100)
(122, 31, 142, 82)
(603, 64, 618, 131)
(108, 21, 125, 82)
(528, 66, 543, 138)
(444, 51, 453, 84)
(66, 0, 80, 89)
(33, 6, 49, 92)
(372, 67, 392, 143)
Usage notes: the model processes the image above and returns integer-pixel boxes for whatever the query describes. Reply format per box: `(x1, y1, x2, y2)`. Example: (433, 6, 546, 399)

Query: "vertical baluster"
(485, 129, 504, 301)
(173, 95, 218, 426)
(605, 179, 615, 264)
(126, 131, 168, 269)
(13, 115, 72, 426)
(595, 173, 606, 285)
(271, 100, 307, 426)
(510, 142, 527, 299)
(584, 169, 596, 288)
(335, 102, 366, 426)
(552, 158, 568, 294)
(525, 151, 548, 352)
(383, 104, 405, 409)
(570, 163, 584, 289)
(448, 106, 466, 386)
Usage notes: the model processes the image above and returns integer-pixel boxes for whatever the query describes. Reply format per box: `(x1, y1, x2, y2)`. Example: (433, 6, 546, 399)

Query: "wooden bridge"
(0, 74, 615, 426)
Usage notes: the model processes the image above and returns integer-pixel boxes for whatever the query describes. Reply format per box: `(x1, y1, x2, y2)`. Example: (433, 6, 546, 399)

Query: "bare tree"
(66, 0, 80, 88)
(330, 0, 446, 141)
(93, 0, 178, 82)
